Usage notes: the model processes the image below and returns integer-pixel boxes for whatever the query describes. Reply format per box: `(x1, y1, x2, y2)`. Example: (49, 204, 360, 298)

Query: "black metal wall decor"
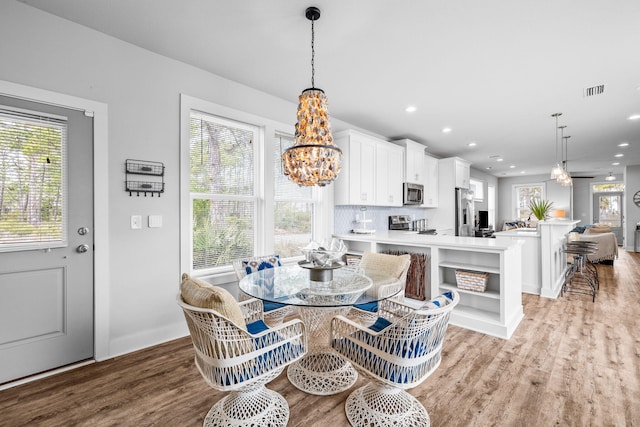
(125, 159, 165, 197)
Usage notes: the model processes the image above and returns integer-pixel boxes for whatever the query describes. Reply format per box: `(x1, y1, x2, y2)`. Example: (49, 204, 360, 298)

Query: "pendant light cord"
(310, 17, 315, 88)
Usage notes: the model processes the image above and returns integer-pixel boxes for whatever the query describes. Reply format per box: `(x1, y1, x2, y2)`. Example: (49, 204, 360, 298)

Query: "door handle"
(76, 244, 90, 253)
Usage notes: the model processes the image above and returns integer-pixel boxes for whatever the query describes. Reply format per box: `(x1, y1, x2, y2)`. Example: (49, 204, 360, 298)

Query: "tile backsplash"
(334, 205, 426, 234)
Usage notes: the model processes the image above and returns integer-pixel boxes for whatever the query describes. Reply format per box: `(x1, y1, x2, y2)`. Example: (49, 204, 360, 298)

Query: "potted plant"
(529, 199, 553, 221)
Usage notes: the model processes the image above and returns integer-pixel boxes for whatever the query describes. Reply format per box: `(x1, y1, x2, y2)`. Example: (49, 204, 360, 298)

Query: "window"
(180, 95, 328, 277)
(469, 179, 484, 201)
(189, 112, 258, 272)
(514, 183, 544, 220)
(274, 133, 314, 258)
(0, 106, 67, 252)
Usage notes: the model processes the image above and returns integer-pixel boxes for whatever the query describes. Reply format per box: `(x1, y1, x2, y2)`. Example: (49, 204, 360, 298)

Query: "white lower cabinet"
(431, 245, 523, 339)
(335, 231, 524, 339)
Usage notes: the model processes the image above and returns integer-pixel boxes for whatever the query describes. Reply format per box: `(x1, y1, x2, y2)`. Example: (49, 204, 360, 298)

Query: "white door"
(0, 95, 94, 384)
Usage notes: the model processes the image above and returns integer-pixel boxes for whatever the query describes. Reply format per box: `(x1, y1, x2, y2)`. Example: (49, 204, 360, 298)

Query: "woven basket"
(455, 269, 489, 292)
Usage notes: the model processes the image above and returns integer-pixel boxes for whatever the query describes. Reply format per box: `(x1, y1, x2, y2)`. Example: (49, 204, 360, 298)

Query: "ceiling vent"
(583, 84, 605, 97)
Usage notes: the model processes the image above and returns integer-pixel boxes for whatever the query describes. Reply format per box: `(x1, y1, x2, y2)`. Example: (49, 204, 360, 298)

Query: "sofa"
(569, 225, 618, 265)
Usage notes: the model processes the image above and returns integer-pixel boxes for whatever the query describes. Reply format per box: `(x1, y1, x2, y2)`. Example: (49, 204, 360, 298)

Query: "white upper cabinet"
(394, 139, 425, 183)
(440, 157, 471, 189)
(376, 141, 404, 206)
(393, 139, 439, 208)
(334, 130, 403, 206)
(423, 154, 439, 207)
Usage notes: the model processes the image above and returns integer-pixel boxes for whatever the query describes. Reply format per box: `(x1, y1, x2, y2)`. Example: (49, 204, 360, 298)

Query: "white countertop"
(493, 229, 541, 238)
(334, 230, 522, 250)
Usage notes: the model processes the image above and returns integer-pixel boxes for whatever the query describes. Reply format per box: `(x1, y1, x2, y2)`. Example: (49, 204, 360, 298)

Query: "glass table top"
(238, 265, 377, 307)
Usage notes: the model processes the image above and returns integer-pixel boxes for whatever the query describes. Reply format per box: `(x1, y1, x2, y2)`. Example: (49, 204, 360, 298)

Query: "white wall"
(0, 1, 361, 358)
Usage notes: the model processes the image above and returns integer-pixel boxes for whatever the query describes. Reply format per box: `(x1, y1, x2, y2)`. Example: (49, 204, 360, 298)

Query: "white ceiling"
(20, 0, 640, 178)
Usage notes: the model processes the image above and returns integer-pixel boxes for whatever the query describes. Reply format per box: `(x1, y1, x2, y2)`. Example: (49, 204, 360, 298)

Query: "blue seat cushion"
(369, 317, 392, 332)
(354, 301, 378, 313)
(246, 319, 269, 334)
(262, 301, 287, 313)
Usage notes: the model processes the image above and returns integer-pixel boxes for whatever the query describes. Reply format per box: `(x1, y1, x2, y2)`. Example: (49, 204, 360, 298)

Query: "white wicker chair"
(233, 255, 296, 325)
(349, 252, 412, 326)
(178, 295, 307, 427)
(331, 290, 460, 427)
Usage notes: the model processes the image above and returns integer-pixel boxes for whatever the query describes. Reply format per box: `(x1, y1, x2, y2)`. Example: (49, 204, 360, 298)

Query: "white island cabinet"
(334, 231, 524, 339)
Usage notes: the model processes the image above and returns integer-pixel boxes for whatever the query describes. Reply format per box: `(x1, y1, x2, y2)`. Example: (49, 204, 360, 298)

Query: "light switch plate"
(148, 215, 162, 228)
(130, 215, 142, 229)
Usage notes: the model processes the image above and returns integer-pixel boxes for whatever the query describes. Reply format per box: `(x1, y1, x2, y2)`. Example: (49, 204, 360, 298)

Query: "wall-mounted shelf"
(126, 159, 164, 197)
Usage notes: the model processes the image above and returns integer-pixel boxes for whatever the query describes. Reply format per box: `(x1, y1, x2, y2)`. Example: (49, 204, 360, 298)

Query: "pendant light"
(549, 113, 563, 179)
(281, 6, 342, 187)
(556, 125, 568, 182)
(605, 172, 616, 181)
(559, 134, 573, 186)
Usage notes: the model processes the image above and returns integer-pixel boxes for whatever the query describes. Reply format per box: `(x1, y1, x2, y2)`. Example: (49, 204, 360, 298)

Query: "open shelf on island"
(440, 282, 500, 300)
(438, 261, 500, 274)
(451, 304, 501, 324)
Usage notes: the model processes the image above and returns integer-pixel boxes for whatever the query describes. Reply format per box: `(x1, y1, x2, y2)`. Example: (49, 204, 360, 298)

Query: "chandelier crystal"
(282, 6, 342, 187)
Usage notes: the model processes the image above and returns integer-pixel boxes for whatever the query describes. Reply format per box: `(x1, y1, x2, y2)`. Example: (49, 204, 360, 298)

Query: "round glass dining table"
(239, 264, 393, 395)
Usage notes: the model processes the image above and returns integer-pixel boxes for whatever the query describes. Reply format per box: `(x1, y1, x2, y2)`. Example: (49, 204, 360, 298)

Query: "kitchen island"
(333, 231, 524, 339)
(494, 219, 578, 298)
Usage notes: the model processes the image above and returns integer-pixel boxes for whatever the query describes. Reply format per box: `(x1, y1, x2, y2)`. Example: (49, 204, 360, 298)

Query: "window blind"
(0, 106, 67, 251)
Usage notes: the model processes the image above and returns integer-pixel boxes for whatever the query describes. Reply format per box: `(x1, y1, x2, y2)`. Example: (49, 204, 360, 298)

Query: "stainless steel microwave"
(403, 182, 424, 205)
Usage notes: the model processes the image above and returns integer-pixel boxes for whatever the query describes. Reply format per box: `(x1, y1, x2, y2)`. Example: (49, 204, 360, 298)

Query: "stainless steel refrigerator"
(455, 188, 475, 236)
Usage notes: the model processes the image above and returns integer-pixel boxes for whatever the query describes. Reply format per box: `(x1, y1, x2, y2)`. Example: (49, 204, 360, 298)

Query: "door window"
(0, 106, 67, 251)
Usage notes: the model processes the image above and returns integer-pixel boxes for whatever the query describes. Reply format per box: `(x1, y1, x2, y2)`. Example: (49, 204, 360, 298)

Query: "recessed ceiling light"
(468, 142, 477, 147)
(442, 127, 452, 133)
(509, 165, 515, 169)
(628, 114, 640, 121)
(485, 166, 492, 170)
(618, 142, 629, 147)
(405, 106, 417, 113)
(614, 153, 624, 157)
(496, 158, 504, 162)
(521, 171, 526, 174)
(612, 162, 620, 166)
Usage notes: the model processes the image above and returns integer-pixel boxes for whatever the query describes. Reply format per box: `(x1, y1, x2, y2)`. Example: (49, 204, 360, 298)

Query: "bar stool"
(562, 241, 598, 302)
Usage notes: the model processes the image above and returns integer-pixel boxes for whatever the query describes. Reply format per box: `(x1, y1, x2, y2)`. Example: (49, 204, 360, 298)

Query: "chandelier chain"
(311, 17, 315, 88)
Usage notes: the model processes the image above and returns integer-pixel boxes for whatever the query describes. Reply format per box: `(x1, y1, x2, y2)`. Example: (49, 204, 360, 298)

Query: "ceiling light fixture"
(612, 162, 620, 166)
(281, 6, 342, 187)
(549, 113, 563, 179)
(614, 153, 624, 158)
(628, 114, 640, 121)
(468, 142, 477, 147)
(405, 106, 417, 113)
(442, 127, 452, 133)
(605, 172, 616, 181)
(618, 142, 629, 147)
(559, 133, 572, 186)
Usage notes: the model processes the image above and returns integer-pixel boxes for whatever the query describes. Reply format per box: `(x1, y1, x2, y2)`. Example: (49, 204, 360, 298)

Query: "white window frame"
(469, 178, 484, 202)
(180, 94, 328, 278)
(513, 183, 545, 221)
(273, 132, 317, 261)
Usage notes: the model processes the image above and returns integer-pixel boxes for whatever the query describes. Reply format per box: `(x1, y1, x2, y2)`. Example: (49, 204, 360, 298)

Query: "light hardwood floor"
(1, 250, 639, 427)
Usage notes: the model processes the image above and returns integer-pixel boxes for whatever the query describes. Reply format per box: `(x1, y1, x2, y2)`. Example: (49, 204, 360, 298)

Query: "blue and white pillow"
(242, 255, 281, 275)
(422, 291, 455, 309)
